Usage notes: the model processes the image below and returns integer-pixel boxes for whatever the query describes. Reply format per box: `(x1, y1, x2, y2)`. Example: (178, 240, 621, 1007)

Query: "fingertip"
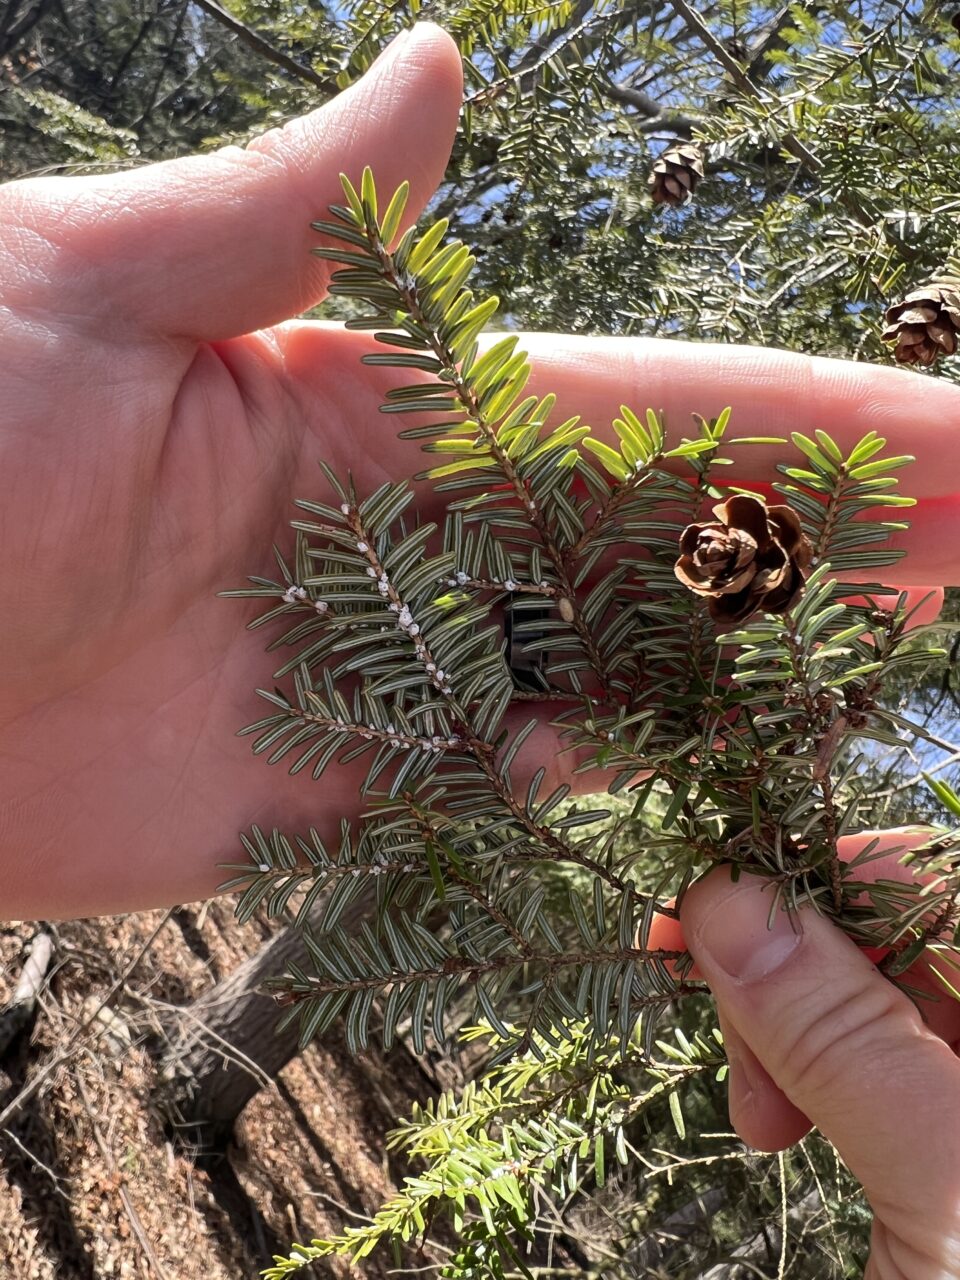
(400, 22, 465, 91)
(350, 23, 464, 161)
(720, 1013, 812, 1152)
(731, 1077, 813, 1152)
(646, 902, 701, 979)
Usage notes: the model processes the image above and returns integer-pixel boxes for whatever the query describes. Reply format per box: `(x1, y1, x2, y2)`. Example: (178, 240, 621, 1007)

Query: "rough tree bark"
(157, 897, 438, 1141)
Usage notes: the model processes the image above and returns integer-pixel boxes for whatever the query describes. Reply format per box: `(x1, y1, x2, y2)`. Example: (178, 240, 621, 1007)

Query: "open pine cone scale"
(674, 494, 813, 624)
(650, 142, 705, 208)
(882, 278, 960, 366)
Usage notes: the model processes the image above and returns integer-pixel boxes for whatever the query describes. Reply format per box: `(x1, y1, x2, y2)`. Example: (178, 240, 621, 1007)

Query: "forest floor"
(0, 902, 442, 1279)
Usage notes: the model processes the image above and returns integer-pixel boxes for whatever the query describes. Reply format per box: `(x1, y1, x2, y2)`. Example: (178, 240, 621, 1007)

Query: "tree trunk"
(157, 897, 437, 1141)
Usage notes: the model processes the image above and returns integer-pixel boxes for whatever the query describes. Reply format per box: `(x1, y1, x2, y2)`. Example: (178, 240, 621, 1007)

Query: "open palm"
(1, 24, 957, 920)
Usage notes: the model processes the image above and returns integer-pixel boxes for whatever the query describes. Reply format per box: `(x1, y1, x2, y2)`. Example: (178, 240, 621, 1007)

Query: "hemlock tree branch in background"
(188, 0, 337, 94)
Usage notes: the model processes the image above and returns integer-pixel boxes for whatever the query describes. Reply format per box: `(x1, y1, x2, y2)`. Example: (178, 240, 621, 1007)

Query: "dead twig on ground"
(76, 1074, 172, 1280)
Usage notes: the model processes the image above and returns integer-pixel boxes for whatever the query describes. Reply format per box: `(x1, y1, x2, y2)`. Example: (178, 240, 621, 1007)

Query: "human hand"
(1, 25, 957, 920)
(680, 832, 960, 1280)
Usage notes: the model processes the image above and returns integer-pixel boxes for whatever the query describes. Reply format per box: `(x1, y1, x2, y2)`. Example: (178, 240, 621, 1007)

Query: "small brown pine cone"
(882, 278, 960, 367)
(675, 494, 813, 625)
(649, 142, 705, 208)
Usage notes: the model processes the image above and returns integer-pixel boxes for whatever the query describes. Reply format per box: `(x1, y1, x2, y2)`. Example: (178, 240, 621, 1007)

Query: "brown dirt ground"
(0, 901, 446, 1279)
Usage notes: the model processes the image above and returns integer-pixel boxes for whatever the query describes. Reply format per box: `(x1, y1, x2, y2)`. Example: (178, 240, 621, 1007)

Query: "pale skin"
(1, 24, 959, 1275)
(681, 846, 960, 1280)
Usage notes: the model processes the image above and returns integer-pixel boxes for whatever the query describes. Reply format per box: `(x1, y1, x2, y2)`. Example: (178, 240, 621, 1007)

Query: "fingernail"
(691, 881, 802, 983)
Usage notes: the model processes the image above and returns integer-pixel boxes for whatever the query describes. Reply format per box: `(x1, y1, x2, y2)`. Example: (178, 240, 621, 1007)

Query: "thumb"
(682, 869, 960, 1264)
(7, 24, 462, 342)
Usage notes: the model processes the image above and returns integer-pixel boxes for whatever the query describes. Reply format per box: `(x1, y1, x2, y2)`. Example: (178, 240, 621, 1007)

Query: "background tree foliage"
(3, 2, 960, 1277)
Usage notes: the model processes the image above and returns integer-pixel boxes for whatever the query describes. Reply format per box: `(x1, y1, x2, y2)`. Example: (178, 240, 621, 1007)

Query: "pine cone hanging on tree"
(649, 142, 705, 208)
(881, 278, 960, 367)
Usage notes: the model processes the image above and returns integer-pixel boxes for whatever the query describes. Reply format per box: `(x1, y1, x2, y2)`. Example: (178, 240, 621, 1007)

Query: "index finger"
(521, 335, 960, 584)
(523, 335, 958, 497)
